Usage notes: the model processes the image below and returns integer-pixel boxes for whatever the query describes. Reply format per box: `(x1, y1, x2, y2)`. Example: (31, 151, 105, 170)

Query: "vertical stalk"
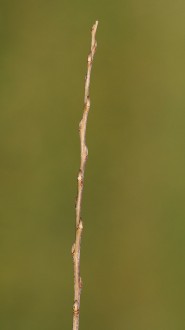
(71, 21, 98, 330)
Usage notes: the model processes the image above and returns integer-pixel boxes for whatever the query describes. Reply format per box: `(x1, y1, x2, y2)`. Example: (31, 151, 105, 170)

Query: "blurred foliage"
(1, 0, 185, 329)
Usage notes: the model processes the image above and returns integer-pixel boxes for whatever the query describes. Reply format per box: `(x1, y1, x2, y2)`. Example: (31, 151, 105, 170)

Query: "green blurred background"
(1, 1, 185, 329)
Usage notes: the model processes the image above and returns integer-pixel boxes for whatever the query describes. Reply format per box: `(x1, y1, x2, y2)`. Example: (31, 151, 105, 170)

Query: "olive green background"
(1, 1, 185, 329)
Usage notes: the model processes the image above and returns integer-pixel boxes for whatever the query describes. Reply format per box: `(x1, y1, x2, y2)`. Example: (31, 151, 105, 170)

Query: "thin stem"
(72, 21, 98, 330)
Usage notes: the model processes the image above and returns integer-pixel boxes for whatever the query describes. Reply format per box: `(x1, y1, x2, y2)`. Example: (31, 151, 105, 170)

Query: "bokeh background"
(1, 1, 185, 329)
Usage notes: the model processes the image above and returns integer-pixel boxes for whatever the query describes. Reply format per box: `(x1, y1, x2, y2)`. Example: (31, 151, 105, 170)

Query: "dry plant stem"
(72, 21, 98, 330)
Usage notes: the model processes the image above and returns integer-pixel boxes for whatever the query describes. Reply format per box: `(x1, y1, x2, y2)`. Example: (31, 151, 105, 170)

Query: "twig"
(71, 21, 98, 330)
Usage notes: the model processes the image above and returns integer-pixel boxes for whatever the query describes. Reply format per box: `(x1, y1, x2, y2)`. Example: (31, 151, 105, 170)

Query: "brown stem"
(72, 21, 98, 330)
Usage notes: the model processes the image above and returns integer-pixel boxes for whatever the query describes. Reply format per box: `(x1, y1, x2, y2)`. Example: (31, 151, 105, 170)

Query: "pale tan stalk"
(71, 21, 98, 330)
